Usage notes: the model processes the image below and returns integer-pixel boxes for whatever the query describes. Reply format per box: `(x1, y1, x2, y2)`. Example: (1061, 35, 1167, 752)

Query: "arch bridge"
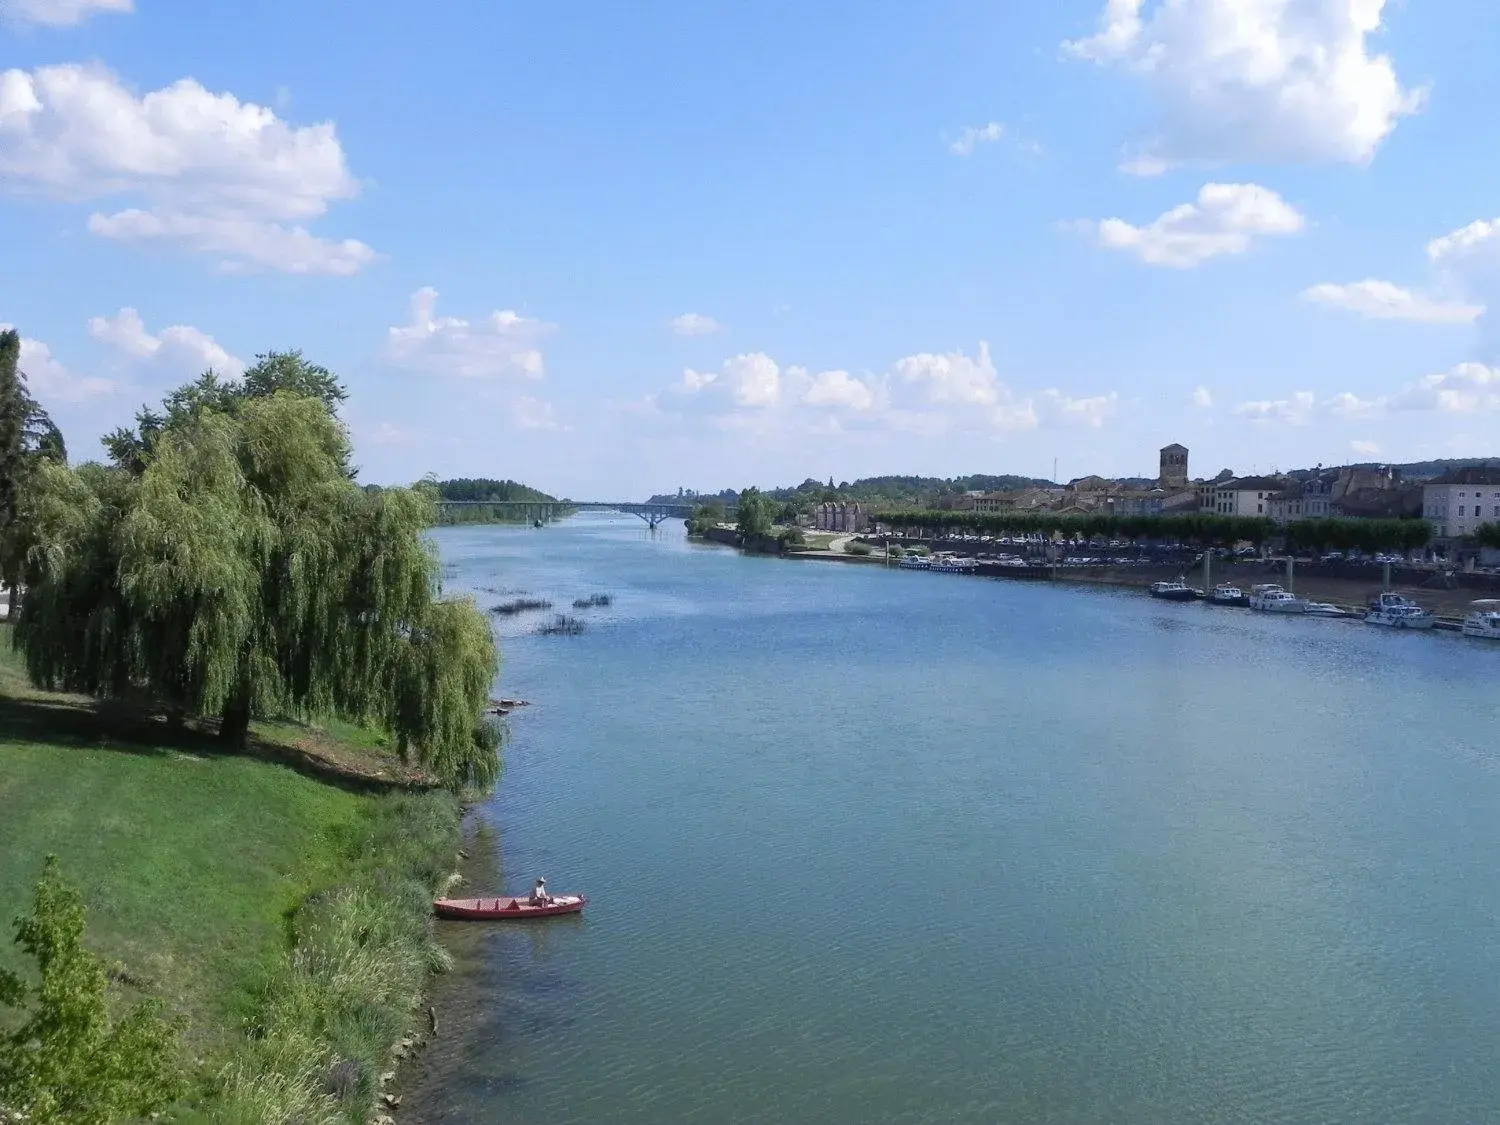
(435, 499, 736, 530)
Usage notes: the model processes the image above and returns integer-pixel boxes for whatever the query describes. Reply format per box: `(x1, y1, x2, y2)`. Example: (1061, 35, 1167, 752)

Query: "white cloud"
(0, 63, 371, 273)
(1, 0, 131, 26)
(801, 368, 876, 411)
(1302, 280, 1482, 324)
(668, 313, 723, 337)
(87, 210, 376, 276)
(1392, 362, 1500, 413)
(948, 122, 1005, 157)
(895, 341, 1006, 407)
(1039, 390, 1118, 428)
(669, 340, 1112, 439)
(1064, 0, 1424, 171)
(1350, 440, 1380, 455)
(1234, 391, 1317, 425)
(512, 396, 561, 430)
(1084, 182, 1304, 267)
(385, 288, 553, 379)
(0, 324, 115, 403)
(87, 307, 243, 376)
(1427, 219, 1500, 266)
(1324, 391, 1386, 418)
(1191, 385, 1213, 408)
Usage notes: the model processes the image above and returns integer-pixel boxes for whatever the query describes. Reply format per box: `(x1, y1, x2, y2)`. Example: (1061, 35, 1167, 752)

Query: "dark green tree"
(18, 389, 501, 788)
(736, 487, 774, 539)
(0, 329, 66, 615)
(0, 857, 185, 1124)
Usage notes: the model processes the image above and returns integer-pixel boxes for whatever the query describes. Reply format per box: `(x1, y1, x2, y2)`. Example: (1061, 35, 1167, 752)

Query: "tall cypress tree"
(0, 330, 64, 613)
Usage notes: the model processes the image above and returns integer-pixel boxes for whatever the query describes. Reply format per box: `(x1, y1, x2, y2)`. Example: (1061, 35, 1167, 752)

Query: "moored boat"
(898, 555, 932, 570)
(1209, 583, 1248, 606)
(434, 894, 586, 920)
(1248, 584, 1307, 613)
(1149, 578, 1201, 601)
(1304, 602, 1349, 618)
(930, 555, 978, 574)
(1461, 599, 1500, 639)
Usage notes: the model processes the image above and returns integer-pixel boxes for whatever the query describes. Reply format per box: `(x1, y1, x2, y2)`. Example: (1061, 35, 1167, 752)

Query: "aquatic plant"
(570, 594, 612, 609)
(490, 598, 553, 616)
(536, 614, 585, 636)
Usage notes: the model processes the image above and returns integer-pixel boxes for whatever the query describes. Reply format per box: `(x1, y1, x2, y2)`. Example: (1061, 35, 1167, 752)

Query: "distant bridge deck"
(435, 499, 735, 529)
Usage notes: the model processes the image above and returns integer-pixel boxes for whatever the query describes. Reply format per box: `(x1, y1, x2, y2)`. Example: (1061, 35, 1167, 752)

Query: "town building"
(1207, 476, 1282, 517)
(813, 501, 866, 532)
(1422, 467, 1500, 539)
(1158, 444, 1188, 491)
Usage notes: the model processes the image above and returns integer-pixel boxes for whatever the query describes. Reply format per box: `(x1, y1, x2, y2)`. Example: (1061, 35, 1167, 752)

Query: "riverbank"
(0, 624, 464, 1122)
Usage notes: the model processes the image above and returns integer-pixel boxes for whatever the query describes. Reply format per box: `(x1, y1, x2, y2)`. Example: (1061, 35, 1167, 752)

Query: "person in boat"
(529, 877, 553, 906)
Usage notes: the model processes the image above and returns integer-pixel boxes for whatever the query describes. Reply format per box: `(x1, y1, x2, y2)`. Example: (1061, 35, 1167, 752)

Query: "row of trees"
(0, 331, 66, 614)
(872, 508, 1435, 551)
(7, 349, 502, 788)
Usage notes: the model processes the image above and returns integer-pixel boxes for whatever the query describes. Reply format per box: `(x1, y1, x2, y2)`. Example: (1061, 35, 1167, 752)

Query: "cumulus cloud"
(385, 288, 553, 379)
(1234, 391, 1317, 425)
(1191, 385, 1213, 408)
(670, 340, 1111, 438)
(801, 368, 876, 411)
(1427, 219, 1500, 267)
(87, 307, 243, 376)
(1, 0, 131, 26)
(1064, 0, 1424, 171)
(1392, 362, 1500, 413)
(1082, 183, 1304, 267)
(1302, 279, 1482, 324)
(682, 352, 781, 407)
(0, 323, 115, 402)
(0, 63, 372, 273)
(948, 122, 1005, 156)
(669, 313, 724, 337)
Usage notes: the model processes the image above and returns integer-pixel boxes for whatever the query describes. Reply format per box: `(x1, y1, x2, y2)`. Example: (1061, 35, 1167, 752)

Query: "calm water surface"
(405, 514, 1500, 1124)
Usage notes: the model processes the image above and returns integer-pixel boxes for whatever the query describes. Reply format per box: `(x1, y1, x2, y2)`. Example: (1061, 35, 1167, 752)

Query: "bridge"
(435, 499, 736, 530)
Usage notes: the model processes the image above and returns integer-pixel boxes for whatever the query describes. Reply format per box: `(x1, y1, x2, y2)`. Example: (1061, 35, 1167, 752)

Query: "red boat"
(432, 894, 586, 920)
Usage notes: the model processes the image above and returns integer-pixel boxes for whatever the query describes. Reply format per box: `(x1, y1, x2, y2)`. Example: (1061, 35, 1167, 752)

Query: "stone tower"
(1159, 443, 1188, 491)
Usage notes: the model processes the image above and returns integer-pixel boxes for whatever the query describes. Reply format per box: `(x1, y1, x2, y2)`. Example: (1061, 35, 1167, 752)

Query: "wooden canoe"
(433, 894, 586, 920)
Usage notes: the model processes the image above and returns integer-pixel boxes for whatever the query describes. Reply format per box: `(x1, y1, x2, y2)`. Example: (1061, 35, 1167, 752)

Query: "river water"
(404, 513, 1500, 1124)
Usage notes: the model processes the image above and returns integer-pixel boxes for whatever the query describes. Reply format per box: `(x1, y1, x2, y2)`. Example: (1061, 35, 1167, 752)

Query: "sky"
(2, 0, 1499, 498)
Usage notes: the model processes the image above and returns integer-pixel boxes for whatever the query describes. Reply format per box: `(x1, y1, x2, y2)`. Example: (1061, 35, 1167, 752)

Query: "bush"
(886, 544, 903, 557)
(777, 527, 806, 549)
(905, 545, 931, 557)
(209, 793, 459, 1124)
(844, 542, 873, 557)
(0, 857, 186, 1125)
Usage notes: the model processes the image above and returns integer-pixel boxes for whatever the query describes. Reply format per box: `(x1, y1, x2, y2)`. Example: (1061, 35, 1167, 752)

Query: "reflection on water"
(401, 514, 1500, 1125)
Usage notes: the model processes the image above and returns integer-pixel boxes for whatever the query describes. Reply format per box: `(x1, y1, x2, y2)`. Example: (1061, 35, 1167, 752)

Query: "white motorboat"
(1365, 592, 1436, 629)
(1249, 584, 1307, 613)
(1304, 602, 1349, 618)
(1209, 583, 1248, 606)
(898, 555, 932, 570)
(1461, 599, 1500, 639)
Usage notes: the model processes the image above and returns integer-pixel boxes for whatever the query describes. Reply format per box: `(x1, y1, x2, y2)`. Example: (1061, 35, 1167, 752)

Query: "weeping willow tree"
(15, 390, 501, 790)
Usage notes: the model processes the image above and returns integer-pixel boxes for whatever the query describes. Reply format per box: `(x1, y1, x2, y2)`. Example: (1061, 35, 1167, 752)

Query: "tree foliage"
(1475, 522, 1500, 549)
(17, 379, 501, 789)
(872, 508, 1431, 551)
(102, 351, 346, 476)
(0, 857, 184, 1124)
(735, 487, 774, 539)
(0, 329, 66, 600)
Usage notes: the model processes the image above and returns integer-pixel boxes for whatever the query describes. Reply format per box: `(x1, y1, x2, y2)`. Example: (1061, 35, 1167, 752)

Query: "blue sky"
(2, 0, 1498, 497)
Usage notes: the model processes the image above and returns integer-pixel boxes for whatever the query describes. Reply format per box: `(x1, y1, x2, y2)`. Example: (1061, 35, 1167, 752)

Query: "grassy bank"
(0, 625, 463, 1122)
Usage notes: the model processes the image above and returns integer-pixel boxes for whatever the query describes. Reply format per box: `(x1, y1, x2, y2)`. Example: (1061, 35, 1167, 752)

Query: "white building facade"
(1423, 468, 1500, 539)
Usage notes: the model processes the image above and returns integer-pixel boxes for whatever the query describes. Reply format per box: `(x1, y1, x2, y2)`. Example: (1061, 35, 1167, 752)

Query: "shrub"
(0, 857, 186, 1125)
(777, 527, 806, 549)
(845, 542, 873, 557)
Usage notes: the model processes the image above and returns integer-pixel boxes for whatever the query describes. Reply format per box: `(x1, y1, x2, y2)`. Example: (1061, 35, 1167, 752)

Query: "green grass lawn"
(0, 625, 378, 1050)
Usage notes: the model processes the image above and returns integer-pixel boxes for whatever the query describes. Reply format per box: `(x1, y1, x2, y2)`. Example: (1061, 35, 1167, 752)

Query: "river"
(402, 513, 1500, 1124)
